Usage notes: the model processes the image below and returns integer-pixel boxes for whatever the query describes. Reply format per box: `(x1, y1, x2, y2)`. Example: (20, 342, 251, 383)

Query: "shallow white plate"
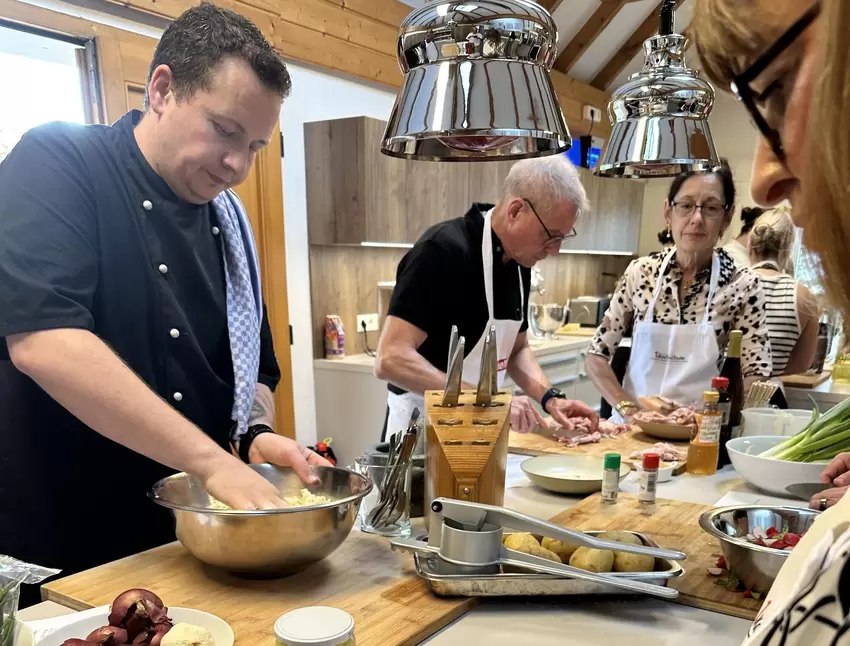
(634, 419, 693, 441)
(633, 461, 679, 483)
(521, 454, 631, 494)
(36, 606, 234, 646)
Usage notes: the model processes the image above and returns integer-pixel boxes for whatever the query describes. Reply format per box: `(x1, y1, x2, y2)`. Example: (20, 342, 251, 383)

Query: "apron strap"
(644, 248, 720, 325)
(482, 210, 496, 321)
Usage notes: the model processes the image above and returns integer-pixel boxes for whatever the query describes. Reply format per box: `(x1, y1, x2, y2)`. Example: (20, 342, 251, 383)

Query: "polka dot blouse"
(589, 247, 773, 378)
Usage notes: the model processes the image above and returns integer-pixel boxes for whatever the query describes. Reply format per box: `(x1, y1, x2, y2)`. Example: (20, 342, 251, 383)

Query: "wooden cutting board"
(42, 532, 476, 646)
(780, 371, 830, 388)
(549, 493, 762, 620)
(510, 429, 688, 469)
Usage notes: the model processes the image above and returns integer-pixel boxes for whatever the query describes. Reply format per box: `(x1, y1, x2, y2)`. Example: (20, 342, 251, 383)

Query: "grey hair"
(502, 154, 590, 218)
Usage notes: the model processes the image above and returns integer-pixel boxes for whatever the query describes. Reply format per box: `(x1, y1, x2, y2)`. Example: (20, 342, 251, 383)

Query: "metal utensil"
(391, 498, 686, 600)
(380, 428, 419, 527)
(442, 334, 465, 407)
(785, 483, 829, 501)
(475, 325, 498, 406)
(368, 411, 419, 527)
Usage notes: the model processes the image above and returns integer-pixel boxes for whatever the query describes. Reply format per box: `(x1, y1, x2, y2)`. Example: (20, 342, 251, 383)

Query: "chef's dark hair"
(740, 207, 766, 235)
(144, 2, 291, 109)
(666, 158, 736, 210)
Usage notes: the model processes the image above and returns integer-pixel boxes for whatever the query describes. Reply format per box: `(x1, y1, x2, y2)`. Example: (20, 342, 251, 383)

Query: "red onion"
(149, 622, 173, 646)
(86, 626, 130, 646)
(108, 589, 170, 639)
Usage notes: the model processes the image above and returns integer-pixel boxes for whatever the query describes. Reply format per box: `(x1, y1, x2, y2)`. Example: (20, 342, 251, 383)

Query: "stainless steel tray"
(413, 531, 685, 598)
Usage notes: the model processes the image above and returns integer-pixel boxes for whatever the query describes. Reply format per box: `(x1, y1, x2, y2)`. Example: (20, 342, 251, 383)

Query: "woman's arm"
(586, 263, 638, 413)
(784, 283, 820, 375)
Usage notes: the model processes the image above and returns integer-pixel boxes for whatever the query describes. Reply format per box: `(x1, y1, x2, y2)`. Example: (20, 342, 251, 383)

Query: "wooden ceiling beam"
(535, 0, 565, 13)
(591, 0, 685, 90)
(553, 0, 629, 75)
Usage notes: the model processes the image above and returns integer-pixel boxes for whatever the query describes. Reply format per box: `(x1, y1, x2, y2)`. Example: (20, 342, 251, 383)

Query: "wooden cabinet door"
(55, 12, 297, 438)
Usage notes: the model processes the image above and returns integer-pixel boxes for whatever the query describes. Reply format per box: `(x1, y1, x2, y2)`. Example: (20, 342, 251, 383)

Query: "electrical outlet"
(583, 105, 602, 123)
(357, 313, 380, 333)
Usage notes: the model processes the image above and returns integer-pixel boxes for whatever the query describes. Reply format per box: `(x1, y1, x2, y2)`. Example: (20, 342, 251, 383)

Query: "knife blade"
(785, 482, 829, 501)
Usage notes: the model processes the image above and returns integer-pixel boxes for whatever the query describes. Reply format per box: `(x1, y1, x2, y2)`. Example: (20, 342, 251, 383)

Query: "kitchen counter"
(313, 335, 595, 374)
(23, 454, 780, 645)
(785, 376, 850, 411)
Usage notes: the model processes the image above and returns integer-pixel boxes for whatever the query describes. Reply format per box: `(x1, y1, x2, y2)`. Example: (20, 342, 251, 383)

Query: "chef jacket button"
(158, 264, 168, 274)
(169, 328, 180, 339)
(142, 200, 153, 211)
(173, 392, 183, 402)
(211, 226, 221, 236)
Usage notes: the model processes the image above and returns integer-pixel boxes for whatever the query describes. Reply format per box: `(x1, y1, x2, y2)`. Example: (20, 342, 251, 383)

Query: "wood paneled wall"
(310, 247, 633, 358)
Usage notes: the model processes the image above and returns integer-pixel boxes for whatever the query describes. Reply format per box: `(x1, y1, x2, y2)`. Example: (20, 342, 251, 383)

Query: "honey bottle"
(686, 390, 721, 476)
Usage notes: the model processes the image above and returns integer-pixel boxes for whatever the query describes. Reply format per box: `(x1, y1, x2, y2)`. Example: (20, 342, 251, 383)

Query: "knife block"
(423, 389, 511, 519)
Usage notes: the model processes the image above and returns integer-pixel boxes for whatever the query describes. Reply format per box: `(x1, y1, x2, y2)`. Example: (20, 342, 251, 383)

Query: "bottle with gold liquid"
(687, 390, 721, 476)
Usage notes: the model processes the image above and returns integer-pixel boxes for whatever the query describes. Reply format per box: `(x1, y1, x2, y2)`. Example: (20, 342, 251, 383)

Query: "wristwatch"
(615, 400, 639, 417)
(540, 388, 566, 412)
(238, 423, 275, 463)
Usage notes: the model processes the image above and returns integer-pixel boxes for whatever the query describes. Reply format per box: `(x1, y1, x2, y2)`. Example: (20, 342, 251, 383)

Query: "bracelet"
(238, 424, 275, 463)
(615, 400, 639, 416)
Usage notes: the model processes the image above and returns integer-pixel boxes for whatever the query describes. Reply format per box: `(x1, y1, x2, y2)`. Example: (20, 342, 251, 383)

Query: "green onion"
(760, 396, 850, 462)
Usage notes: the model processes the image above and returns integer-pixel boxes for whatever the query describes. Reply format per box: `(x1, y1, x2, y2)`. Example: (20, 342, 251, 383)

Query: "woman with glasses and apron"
(585, 164, 773, 422)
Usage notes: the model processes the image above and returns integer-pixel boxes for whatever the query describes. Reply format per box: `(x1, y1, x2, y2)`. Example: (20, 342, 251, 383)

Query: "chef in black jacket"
(0, 4, 329, 603)
(375, 155, 599, 439)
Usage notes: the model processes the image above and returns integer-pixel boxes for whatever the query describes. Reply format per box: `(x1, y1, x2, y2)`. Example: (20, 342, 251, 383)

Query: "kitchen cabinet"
(304, 116, 642, 249)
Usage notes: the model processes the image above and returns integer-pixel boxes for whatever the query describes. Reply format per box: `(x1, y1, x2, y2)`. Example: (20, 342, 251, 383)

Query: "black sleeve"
(257, 303, 281, 391)
(520, 267, 531, 333)
(388, 240, 453, 334)
(0, 125, 99, 339)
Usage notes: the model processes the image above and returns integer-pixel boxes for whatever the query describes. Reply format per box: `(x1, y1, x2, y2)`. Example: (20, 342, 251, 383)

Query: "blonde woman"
(691, 0, 850, 642)
(749, 208, 818, 376)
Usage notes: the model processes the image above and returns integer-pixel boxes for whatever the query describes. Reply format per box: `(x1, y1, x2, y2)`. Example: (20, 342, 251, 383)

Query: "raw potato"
(541, 537, 580, 562)
(503, 533, 562, 563)
(598, 531, 642, 546)
(612, 551, 655, 573)
(597, 531, 655, 573)
(569, 547, 614, 573)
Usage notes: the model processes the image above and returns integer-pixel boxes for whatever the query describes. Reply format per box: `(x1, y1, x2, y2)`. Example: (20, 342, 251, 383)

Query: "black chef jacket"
(387, 203, 531, 396)
(0, 111, 280, 603)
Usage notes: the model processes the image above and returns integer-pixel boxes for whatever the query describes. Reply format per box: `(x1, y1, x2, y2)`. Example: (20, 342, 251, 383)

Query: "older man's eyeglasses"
(524, 198, 577, 244)
(730, 3, 820, 163)
(671, 201, 728, 220)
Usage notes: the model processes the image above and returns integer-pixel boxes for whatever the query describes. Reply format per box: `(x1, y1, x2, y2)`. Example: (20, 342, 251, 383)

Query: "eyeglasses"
(731, 3, 820, 163)
(524, 198, 577, 245)
(671, 201, 729, 220)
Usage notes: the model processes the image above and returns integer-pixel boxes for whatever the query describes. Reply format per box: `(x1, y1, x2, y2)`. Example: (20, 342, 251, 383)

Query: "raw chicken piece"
(550, 418, 636, 447)
(628, 442, 687, 463)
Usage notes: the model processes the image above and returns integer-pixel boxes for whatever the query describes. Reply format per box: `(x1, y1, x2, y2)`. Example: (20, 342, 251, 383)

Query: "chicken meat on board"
(550, 418, 636, 448)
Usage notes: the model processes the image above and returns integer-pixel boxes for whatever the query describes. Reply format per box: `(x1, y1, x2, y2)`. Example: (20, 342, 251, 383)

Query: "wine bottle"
(718, 330, 743, 467)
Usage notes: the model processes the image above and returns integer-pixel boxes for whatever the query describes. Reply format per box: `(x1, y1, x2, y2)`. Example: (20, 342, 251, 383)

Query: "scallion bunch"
(761, 397, 850, 462)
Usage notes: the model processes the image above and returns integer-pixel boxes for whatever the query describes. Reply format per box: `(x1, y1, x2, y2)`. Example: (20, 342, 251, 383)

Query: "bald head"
(492, 155, 590, 267)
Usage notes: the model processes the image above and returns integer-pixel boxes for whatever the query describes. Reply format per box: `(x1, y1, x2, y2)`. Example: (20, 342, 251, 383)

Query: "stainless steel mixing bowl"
(699, 505, 820, 593)
(150, 464, 372, 577)
(529, 303, 567, 338)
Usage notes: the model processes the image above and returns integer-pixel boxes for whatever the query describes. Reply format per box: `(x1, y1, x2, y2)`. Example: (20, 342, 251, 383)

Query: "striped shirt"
(758, 270, 800, 376)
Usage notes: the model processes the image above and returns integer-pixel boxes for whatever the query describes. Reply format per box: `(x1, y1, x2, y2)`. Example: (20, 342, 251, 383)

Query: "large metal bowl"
(530, 303, 567, 337)
(699, 505, 820, 593)
(150, 464, 372, 577)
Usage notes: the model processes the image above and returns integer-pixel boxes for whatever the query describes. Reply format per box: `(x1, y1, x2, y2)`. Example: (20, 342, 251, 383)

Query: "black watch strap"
(238, 424, 275, 463)
(540, 387, 566, 411)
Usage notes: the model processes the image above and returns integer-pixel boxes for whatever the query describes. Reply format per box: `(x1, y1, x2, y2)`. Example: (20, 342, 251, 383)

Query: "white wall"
(280, 65, 396, 446)
(637, 89, 760, 256)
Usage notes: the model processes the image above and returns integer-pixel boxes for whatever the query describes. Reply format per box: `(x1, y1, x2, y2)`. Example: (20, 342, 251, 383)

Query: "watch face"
(550, 388, 565, 398)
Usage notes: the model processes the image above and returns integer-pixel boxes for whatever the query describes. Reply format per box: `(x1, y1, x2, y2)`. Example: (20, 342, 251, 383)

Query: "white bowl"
(634, 461, 678, 483)
(35, 606, 233, 646)
(520, 455, 631, 494)
(740, 408, 813, 438)
(15, 619, 34, 646)
(727, 436, 828, 496)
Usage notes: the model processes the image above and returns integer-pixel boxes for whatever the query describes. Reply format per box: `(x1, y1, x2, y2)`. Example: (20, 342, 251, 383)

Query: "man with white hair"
(375, 155, 598, 437)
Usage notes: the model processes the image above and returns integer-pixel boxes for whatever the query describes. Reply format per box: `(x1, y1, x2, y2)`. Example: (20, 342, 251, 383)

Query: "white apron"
(613, 248, 721, 422)
(385, 211, 524, 441)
